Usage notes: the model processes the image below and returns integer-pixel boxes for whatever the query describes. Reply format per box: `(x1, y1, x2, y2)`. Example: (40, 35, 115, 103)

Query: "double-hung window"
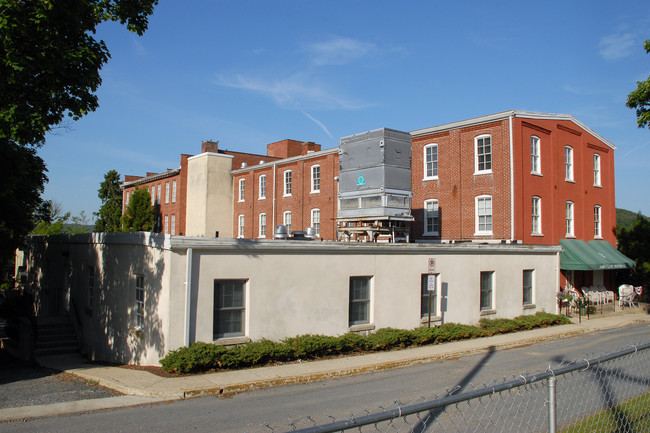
(531, 196, 541, 235)
(165, 182, 170, 204)
(423, 199, 439, 235)
(238, 179, 245, 202)
(423, 144, 438, 179)
(311, 209, 320, 235)
(475, 135, 492, 174)
(156, 184, 161, 204)
(594, 205, 601, 238)
(593, 154, 601, 186)
(480, 271, 494, 311)
(171, 215, 176, 236)
(172, 180, 177, 203)
(238, 215, 245, 238)
(523, 270, 534, 306)
(565, 201, 574, 237)
(565, 146, 574, 181)
(259, 213, 266, 238)
(151, 186, 155, 205)
(284, 170, 292, 196)
(475, 195, 493, 235)
(213, 280, 246, 339)
(283, 211, 292, 234)
(164, 215, 169, 234)
(311, 165, 320, 193)
(259, 175, 266, 199)
(531, 136, 541, 174)
(349, 277, 371, 326)
(135, 275, 144, 329)
(421, 274, 438, 318)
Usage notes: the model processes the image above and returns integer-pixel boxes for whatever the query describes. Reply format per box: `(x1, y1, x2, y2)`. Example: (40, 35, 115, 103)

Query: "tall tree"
(616, 214, 650, 301)
(122, 188, 155, 232)
(0, 0, 157, 266)
(626, 39, 650, 128)
(95, 170, 123, 232)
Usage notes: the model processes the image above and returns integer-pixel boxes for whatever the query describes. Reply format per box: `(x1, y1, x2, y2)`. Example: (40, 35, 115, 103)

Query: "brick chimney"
(202, 140, 219, 153)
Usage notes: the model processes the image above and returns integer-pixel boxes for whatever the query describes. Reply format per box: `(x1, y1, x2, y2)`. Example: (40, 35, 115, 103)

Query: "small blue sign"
(357, 174, 366, 186)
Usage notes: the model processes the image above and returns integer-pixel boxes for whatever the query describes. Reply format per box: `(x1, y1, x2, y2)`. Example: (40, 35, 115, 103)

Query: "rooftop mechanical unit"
(337, 128, 413, 242)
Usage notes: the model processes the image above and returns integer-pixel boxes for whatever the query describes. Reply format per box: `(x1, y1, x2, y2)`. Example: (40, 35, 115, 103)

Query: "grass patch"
(560, 392, 650, 433)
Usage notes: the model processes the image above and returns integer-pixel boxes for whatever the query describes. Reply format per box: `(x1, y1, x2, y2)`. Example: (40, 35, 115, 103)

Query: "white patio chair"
(583, 286, 601, 305)
(618, 284, 636, 308)
(596, 285, 614, 304)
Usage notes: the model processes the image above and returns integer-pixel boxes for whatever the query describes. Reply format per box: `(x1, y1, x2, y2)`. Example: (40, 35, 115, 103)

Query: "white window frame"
(423, 199, 439, 236)
(311, 208, 320, 235)
(164, 215, 169, 234)
(423, 143, 439, 180)
(213, 279, 246, 339)
(259, 175, 266, 199)
(531, 136, 541, 174)
(475, 135, 492, 174)
(171, 215, 176, 236)
(150, 186, 155, 205)
(421, 273, 440, 319)
(165, 182, 170, 204)
(480, 271, 494, 311)
(156, 183, 161, 204)
(311, 165, 320, 193)
(565, 146, 574, 181)
(349, 276, 372, 326)
(172, 180, 177, 203)
(135, 274, 145, 329)
(238, 178, 245, 202)
(283, 211, 292, 234)
(238, 214, 245, 238)
(565, 201, 574, 237)
(531, 196, 542, 235)
(593, 153, 601, 187)
(594, 205, 602, 239)
(259, 213, 266, 238)
(475, 195, 493, 235)
(523, 269, 534, 306)
(284, 170, 292, 196)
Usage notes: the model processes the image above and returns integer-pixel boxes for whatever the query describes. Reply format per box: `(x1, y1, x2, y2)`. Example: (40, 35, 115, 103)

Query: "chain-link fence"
(251, 342, 650, 433)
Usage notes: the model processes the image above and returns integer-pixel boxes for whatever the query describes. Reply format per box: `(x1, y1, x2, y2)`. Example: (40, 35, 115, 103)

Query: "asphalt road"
(1, 322, 648, 432)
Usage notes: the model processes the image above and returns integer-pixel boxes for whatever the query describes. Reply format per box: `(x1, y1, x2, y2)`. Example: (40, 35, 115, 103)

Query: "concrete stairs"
(35, 316, 79, 357)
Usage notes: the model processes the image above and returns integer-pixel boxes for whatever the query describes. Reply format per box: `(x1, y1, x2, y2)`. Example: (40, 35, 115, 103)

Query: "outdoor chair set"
(580, 285, 615, 305)
(618, 284, 643, 308)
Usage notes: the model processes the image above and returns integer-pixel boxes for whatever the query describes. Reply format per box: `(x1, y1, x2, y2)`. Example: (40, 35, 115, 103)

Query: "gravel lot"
(0, 348, 122, 410)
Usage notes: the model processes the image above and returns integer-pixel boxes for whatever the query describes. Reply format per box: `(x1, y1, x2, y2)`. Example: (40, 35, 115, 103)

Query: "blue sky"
(39, 0, 650, 219)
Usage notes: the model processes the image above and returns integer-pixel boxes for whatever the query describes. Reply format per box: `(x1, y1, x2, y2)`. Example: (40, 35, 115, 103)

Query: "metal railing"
(251, 342, 650, 433)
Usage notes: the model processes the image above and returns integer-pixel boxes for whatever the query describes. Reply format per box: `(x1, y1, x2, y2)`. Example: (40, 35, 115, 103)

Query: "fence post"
(548, 375, 556, 433)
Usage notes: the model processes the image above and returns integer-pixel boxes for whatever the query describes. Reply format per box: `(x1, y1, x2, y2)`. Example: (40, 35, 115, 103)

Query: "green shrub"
(283, 334, 341, 359)
(366, 328, 415, 351)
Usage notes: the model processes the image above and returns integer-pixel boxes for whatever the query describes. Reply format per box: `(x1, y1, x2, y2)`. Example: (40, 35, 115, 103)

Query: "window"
(593, 154, 601, 186)
(213, 280, 245, 339)
(156, 184, 161, 204)
(311, 165, 320, 193)
(164, 215, 169, 234)
(88, 266, 95, 308)
(424, 144, 438, 179)
(284, 170, 292, 196)
(125, 191, 130, 206)
(532, 196, 541, 235)
(310, 209, 321, 235)
(171, 215, 176, 236)
(238, 179, 245, 202)
(475, 135, 492, 173)
(283, 211, 292, 234)
(565, 201, 574, 237)
(421, 274, 438, 318)
(172, 180, 177, 203)
(165, 182, 170, 204)
(150, 186, 155, 205)
(135, 275, 144, 329)
(475, 195, 493, 235)
(238, 215, 245, 238)
(480, 271, 494, 311)
(523, 270, 534, 306)
(349, 277, 371, 326)
(259, 175, 266, 199)
(423, 199, 439, 235)
(565, 146, 574, 181)
(259, 213, 266, 238)
(594, 205, 602, 238)
(531, 136, 541, 174)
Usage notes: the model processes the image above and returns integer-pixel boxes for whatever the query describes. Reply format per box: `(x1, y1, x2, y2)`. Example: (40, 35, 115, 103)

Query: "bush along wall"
(160, 312, 571, 374)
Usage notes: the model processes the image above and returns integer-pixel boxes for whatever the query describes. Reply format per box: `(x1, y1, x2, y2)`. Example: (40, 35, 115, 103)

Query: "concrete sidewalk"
(2, 311, 649, 422)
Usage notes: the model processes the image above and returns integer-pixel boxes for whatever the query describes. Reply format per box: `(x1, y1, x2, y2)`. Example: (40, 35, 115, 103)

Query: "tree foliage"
(95, 170, 123, 232)
(626, 40, 650, 129)
(616, 213, 650, 301)
(121, 187, 154, 232)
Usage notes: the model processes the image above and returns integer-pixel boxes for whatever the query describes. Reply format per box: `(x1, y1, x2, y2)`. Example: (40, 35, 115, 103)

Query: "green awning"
(559, 239, 635, 271)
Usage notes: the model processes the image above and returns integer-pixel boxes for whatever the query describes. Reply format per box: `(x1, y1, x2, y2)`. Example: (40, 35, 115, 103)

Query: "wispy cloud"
(301, 110, 332, 138)
(598, 32, 636, 61)
(302, 36, 377, 66)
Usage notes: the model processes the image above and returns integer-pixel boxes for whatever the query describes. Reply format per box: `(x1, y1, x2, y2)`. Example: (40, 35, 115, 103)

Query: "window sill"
(283, 194, 292, 198)
(565, 235, 576, 239)
(565, 179, 575, 183)
(421, 316, 441, 324)
(474, 232, 493, 237)
(348, 323, 375, 333)
(523, 304, 536, 310)
(238, 200, 244, 203)
(480, 309, 497, 316)
(422, 232, 440, 237)
(310, 190, 320, 194)
(422, 176, 439, 181)
(593, 184, 602, 188)
(531, 233, 544, 237)
(594, 236, 603, 240)
(474, 170, 493, 176)
(258, 197, 266, 200)
(530, 172, 542, 177)
(214, 336, 251, 346)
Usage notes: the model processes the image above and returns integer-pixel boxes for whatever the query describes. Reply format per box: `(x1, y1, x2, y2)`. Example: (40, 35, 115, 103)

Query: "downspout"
(184, 247, 193, 347)
(508, 113, 515, 242)
(272, 163, 277, 229)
